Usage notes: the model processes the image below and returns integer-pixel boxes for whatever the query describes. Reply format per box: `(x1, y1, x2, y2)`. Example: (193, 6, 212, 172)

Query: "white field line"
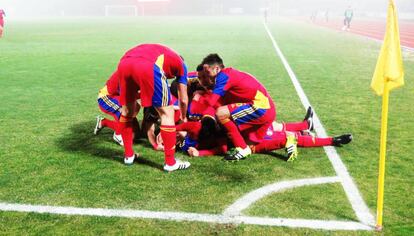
(0, 202, 371, 231)
(224, 176, 340, 216)
(0, 21, 375, 232)
(263, 21, 375, 226)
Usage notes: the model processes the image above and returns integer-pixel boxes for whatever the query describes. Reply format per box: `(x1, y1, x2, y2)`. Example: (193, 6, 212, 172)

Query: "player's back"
(122, 44, 179, 62)
(121, 43, 185, 80)
(219, 68, 270, 103)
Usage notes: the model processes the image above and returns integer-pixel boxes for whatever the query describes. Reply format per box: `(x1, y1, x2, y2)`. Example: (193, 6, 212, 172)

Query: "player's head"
(198, 115, 217, 140)
(200, 53, 224, 73)
(197, 54, 224, 89)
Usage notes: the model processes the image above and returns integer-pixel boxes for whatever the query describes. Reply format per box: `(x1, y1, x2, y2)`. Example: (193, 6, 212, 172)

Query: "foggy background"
(1, 0, 414, 19)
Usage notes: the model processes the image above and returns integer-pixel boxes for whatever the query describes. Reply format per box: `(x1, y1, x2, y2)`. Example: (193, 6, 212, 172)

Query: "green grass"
(0, 16, 413, 235)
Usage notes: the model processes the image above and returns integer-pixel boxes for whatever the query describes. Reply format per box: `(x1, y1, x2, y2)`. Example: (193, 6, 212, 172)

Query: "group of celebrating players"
(93, 44, 352, 172)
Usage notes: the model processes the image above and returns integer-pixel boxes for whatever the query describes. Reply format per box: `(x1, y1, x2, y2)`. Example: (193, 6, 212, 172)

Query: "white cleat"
(113, 133, 124, 146)
(94, 116, 104, 135)
(124, 153, 138, 165)
(163, 159, 191, 172)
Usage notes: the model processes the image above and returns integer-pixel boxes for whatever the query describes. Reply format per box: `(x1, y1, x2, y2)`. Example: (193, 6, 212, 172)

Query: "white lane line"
(223, 176, 340, 216)
(263, 21, 375, 226)
(0, 202, 371, 231)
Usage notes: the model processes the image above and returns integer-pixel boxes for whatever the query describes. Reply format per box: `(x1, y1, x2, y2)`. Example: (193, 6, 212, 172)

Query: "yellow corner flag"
(372, 0, 404, 231)
(371, 0, 404, 95)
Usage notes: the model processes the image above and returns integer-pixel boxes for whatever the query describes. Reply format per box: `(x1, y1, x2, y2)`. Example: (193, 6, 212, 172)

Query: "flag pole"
(375, 81, 390, 231)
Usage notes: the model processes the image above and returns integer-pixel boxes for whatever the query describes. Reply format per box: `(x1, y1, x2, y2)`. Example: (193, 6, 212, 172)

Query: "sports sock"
(284, 121, 309, 132)
(221, 118, 247, 149)
(252, 132, 286, 153)
(102, 118, 117, 132)
(297, 135, 333, 147)
(118, 120, 134, 157)
(160, 125, 176, 166)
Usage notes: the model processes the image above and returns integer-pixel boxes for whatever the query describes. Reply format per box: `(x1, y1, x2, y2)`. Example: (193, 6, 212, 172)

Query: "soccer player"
(94, 70, 140, 146)
(196, 53, 277, 161)
(116, 44, 190, 172)
(181, 117, 352, 160)
(342, 6, 354, 31)
(0, 9, 5, 38)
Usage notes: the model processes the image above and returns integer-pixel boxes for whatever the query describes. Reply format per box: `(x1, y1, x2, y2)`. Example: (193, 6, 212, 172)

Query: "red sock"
(297, 134, 333, 147)
(222, 119, 247, 149)
(252, 132, 286, 153)
(160, 125, 176, 166)
(118, 121, 134, 157)
(284, 121, 309, 131)
(102, 118, 117, 132)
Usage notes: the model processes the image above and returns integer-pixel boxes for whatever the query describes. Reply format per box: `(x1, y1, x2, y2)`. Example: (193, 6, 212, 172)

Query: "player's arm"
(204, 73, 229, 108)
(176, 63, 189, 121)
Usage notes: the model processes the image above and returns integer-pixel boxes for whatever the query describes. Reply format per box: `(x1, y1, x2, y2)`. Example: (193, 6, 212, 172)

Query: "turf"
(0, 16, 412, 235)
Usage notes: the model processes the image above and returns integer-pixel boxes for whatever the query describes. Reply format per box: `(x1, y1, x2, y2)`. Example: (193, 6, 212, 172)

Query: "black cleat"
(223, 147, 251, 161)
(333, 134, 353, 147)
(304, 106, 314, 131)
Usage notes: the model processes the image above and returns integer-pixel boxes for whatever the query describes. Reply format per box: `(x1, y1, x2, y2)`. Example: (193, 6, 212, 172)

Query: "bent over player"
(116, 44, 190, 172)
(197, 54, 276, 161)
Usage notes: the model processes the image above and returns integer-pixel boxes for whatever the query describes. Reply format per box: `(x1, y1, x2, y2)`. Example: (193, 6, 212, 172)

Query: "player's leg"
(156, 105, 190, 172)
(118, 59, 141, 165)
(95, 94, 122, 132)
(217, 105, 251, 160)
(273, 106, 314, 132)
(150, 61, 190, 171)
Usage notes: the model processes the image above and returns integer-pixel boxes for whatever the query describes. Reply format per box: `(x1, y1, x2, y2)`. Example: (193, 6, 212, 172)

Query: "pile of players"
(94, 44, 352, 172)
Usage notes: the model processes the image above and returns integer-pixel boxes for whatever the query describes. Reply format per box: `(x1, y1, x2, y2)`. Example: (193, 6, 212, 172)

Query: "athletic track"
(304, 17, 414, 50)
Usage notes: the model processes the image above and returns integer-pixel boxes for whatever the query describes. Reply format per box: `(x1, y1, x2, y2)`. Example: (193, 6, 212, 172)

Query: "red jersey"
(213, 68, 271, 103)
(121, 44, 187, 84)
(205, 68, 273, 111)
(106, 71, 120, 95)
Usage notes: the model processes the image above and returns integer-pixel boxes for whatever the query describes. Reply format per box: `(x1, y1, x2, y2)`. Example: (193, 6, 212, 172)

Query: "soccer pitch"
(0, 16, 413, 235)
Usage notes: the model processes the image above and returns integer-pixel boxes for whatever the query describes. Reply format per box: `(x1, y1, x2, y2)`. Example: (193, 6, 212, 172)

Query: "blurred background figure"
(342, 6, 354, 31)
(310, 9, 317, 22)
(325, 8, 329, 22)
(0, 8, 5, 37)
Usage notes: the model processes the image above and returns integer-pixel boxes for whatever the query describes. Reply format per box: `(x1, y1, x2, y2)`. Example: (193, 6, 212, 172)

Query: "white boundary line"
(0, 195, 370, 231)
(224, 176, 340, 216)
(263, 21, 375, 226)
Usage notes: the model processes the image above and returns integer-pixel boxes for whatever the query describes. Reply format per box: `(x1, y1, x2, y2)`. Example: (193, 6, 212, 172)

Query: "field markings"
(223, 176, 340, 216)
(263, 21, 375, 227)
(0, 20, 375, 231)
(0, 177, 371, 231)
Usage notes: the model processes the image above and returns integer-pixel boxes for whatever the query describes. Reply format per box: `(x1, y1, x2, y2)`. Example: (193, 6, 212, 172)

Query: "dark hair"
(143, 107, 159, 123)
(198, 116, 217, 140)
(196, 64, 204, 72)
(201, 53, 224, 68)
(170, 79, 179, 98)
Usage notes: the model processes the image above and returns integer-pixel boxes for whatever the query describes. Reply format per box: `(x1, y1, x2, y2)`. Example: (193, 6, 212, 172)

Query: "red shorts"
(228, 101, 276, 142)
(98, 95, 121, 121)
(118, 57, 172, 108)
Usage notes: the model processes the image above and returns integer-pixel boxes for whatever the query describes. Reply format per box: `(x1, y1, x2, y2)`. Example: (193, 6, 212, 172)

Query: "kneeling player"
(94, 70, 140, 146)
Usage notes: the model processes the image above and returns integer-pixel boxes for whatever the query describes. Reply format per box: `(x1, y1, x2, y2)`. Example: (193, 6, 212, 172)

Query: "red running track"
(305, 18, 414, 49)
